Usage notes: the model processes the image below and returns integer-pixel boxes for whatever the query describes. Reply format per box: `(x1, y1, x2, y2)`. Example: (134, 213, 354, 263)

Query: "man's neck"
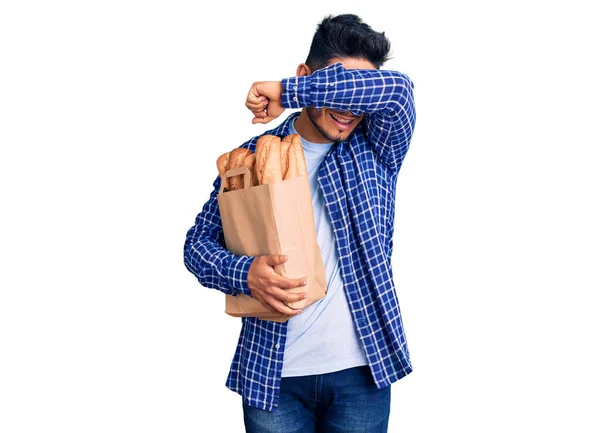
(294, 109, 332, 144)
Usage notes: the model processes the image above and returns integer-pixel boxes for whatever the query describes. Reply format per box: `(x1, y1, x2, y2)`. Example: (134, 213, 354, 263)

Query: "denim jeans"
(242, 366, 391, 433)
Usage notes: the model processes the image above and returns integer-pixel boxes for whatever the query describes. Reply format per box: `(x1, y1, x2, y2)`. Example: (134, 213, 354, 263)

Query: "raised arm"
(247, 63, 416, 171)
(285, 62, 415, 170)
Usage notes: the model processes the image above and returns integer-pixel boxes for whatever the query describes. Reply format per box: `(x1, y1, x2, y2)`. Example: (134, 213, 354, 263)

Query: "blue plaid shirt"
(184, 62, 416, 411)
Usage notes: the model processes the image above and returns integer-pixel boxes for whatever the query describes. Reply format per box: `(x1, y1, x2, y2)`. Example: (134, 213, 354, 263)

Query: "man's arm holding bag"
(184, 152, 308, 316)
(183, 176, 256, 297)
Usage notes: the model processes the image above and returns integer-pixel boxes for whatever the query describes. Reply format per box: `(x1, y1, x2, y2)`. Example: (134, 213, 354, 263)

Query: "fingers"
(261, 254, 288, 266)
(271, 275, 308, 290)
(257, 255, 308, 288)
(248, 254, 309, 315)
(263, 287, 307, 315)
(247, 98, 281, 124)
(246, 96, 268, 112)
(246, 81, 284, 125)
(246, 84, 268, 113)
(267, 286, 308, 304)
(249, 106, 268, 116)
(265, 301, 302, 316)
(260, 277, 308, 316)
(247, 97, 271, 124)
(271, 303, 303, 316)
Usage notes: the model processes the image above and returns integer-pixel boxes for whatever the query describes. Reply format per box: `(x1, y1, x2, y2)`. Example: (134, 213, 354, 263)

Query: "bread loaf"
(216, 151, 231, 190)
(288, 134, 308, 177)
(255, 135, 282, 184)
(280, 139, 291, 179)
(216, 134, 305, 191)
(227, 148, 253, 190)
(281, 135, 299, 180)
(243, 153, 258, 187)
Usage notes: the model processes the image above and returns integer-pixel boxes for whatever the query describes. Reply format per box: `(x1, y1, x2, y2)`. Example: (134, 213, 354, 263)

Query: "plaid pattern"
(184, 63, 416, 411)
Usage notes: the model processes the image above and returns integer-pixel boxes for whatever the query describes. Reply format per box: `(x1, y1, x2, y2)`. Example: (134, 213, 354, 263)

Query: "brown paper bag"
(217, 166, 327, 322)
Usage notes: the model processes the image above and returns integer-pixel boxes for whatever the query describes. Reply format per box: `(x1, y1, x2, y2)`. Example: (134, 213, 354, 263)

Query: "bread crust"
(243, 153, 258, 187)
(280, 140, 290, 179)
(289, 134, 308, 177)
(217, 151, 230, 190)
(255, 135, 282, 184)
(281, 135, 299, 180)
(227, 148, 253, 190)
(217, 134, 302, 191)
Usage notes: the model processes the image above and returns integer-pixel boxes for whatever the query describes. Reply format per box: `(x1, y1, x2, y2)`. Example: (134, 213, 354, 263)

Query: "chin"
(322, 123, 358, 143)
(326, 130, 352, 142)
(308, 107, 361, 143)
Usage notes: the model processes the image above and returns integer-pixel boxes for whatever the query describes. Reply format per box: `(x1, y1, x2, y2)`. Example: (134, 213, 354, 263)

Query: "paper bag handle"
(219, 166, 251, 194)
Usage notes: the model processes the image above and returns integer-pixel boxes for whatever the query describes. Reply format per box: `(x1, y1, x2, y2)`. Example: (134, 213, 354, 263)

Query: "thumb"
(262, 254, 287, 266)
(267, 102, 284, 118)
(252, 115, 275, 125)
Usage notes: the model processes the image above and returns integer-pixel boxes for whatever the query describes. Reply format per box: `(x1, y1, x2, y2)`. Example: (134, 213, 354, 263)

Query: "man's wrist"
(224, 255, 255, 296)
(281, 76, 311, 108)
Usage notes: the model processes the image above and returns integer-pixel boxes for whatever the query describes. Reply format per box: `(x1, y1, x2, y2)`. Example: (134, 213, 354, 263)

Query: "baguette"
(281, 135, 299, 180)
(255, 135, 282, 184)
(289, 134, 308, 177)
(216, 151, 231, 190)
(227, 148, 253, 190)
(243, 153, 258, 187)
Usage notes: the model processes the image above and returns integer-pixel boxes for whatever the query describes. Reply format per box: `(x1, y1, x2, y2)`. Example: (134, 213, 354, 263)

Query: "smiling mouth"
(330, 113, 355, 127)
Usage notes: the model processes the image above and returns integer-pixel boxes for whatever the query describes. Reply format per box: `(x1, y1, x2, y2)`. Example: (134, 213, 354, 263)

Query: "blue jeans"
(243, 366, 391, 433)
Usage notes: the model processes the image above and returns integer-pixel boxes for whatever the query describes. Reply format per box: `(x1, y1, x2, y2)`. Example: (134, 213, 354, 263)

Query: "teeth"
(331, 114, 352, 124)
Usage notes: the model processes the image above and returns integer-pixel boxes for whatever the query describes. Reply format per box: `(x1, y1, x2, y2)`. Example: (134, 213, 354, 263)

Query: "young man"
(184, 14, 416, 433)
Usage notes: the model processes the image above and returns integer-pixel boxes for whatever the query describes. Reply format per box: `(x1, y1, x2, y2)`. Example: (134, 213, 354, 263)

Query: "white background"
(1, 0, 599, 432)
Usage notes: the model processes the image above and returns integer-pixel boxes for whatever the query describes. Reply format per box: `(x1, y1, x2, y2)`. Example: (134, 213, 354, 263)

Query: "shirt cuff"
(224, 254, 255, 297)
(281, 76, 312, 109)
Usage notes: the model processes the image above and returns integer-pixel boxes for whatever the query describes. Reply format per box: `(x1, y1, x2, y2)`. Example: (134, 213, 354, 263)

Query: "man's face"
(306, 57, 377, 143)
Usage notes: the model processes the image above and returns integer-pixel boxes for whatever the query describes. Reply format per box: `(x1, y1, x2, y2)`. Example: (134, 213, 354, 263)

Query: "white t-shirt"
(282, 121, 368, 377)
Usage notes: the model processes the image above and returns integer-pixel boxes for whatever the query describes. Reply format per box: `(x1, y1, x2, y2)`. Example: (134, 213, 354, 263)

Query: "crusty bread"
(243, 153, 258, 187)
(281, 135, 299, 180)
(227, 148, 253, 190)
(280, 138, 292, 179)
(255, 135, 282, 184)
(216, 151, 230, 190)
(217, 135, 300, 191)
(288, 134, 308, 177)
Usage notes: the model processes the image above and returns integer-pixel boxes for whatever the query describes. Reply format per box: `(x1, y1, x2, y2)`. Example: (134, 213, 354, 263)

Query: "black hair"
(305, 14, 391, 70)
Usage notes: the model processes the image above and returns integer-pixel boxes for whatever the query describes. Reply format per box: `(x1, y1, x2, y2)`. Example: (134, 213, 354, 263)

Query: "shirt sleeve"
(281, 62, 416, 172)
(183, 175, 255, 296)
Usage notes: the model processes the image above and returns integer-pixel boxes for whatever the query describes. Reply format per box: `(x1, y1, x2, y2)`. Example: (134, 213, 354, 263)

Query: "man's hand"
(247, 254, 308, 315)
(245, 81, 284, 124)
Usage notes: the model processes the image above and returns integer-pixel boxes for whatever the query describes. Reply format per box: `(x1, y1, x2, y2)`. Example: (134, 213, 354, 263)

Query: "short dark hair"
(305, 14, 391, 70)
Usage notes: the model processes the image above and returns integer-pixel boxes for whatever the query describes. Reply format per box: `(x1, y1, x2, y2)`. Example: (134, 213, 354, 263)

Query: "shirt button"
(329, 82, 335, 86)
(292, 97, 298, 102)
(293, 86, 298, 90)
(275, 344, 281, 349)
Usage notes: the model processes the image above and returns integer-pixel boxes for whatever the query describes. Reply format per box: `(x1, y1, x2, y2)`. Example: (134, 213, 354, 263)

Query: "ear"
(296, 63, 311, 77)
